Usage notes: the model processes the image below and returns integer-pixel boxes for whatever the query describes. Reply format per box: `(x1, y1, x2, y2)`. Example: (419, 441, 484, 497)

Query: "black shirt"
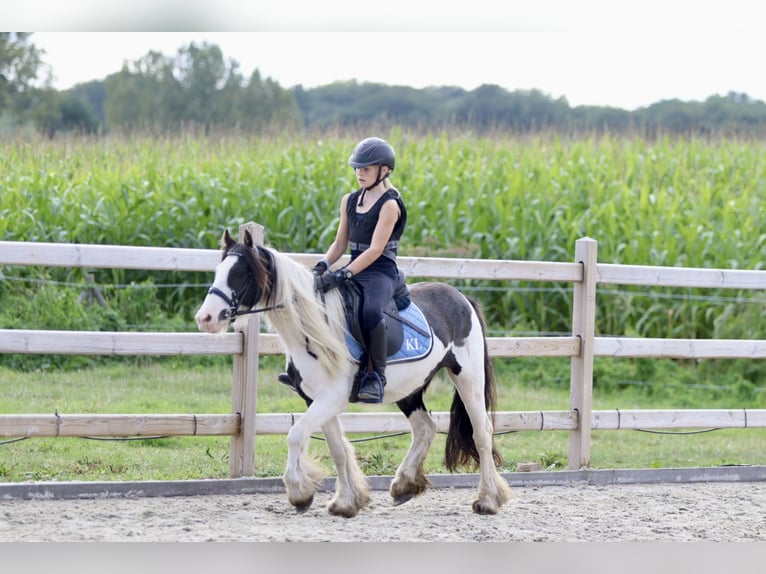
(346, 187, 407, 277)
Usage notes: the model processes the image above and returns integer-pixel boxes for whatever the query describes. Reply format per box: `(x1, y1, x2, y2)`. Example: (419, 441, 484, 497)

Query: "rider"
(312, 136, 407, 403)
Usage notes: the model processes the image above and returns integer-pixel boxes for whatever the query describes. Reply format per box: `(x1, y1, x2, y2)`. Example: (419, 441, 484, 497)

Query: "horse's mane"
(261, 247, 351, 378)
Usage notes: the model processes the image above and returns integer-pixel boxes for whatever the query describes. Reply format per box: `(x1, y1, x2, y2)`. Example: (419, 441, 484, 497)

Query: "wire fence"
(2, 274, 764, 401)
(3, 274, 764, 334)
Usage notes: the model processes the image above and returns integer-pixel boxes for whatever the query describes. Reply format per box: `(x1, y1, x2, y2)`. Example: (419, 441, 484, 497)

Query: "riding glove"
(316, 268, 353, 293)
(312, 258, 329, 276)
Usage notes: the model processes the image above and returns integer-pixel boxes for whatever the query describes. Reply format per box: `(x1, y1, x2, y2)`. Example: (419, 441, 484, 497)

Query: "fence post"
(568, 237, 598, 469)
(228, 222, 263, 478)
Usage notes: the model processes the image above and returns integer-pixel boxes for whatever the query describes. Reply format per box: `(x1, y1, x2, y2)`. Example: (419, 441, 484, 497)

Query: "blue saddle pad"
(345, 302, 433, 365)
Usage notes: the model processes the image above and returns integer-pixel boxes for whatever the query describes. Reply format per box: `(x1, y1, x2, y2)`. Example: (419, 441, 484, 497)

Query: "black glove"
(316, 268, 353, 293)
(312, 259, 329, 276)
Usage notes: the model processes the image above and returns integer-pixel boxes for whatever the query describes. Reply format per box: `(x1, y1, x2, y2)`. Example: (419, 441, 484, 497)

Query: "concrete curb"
(2, 465, 765, 501)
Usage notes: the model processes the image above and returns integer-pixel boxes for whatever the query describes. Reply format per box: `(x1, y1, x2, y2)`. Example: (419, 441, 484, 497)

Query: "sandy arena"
(2, 479, 765, 542)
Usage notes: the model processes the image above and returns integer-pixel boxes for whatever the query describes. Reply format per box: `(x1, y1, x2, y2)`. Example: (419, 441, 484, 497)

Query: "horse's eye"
(229, 267, 249, 289)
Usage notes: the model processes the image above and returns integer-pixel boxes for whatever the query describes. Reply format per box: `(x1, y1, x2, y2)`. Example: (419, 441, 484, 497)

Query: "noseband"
(207, 250, 283, 323)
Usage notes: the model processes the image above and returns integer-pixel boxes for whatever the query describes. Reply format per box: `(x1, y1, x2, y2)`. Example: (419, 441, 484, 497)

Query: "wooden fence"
(1, 222, 765, 477)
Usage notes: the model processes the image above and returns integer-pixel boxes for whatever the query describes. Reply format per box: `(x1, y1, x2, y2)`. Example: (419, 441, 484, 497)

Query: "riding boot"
(357, 320, 387, 403)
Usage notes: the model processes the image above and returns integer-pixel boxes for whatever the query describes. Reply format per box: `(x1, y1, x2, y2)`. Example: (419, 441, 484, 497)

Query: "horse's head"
(195, 229, 275, 334)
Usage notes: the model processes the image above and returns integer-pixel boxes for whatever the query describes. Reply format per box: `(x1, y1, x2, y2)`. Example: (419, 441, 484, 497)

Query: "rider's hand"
(311, 258, 329, 276)
(316, 268, 353, 293)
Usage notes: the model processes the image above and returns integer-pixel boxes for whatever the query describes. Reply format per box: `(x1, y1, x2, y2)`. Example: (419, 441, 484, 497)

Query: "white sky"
(18, 1, 766, 111)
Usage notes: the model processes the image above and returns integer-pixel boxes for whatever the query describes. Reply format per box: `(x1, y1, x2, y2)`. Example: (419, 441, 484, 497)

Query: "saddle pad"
(345, 302, 433, 365)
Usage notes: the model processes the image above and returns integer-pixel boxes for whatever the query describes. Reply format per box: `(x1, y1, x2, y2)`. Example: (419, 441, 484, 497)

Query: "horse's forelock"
(222, 243, 273, 303)
(253, 246, 276, 304)
(245, 246, 272, 299)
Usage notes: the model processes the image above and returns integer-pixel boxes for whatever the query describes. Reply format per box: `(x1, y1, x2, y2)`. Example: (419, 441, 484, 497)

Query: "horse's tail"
(445, 295, 504, 472)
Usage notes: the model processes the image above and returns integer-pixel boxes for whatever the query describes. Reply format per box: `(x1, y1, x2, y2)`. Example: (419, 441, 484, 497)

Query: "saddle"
(278, 269, 432, 400)
(339, 268, 414, 357)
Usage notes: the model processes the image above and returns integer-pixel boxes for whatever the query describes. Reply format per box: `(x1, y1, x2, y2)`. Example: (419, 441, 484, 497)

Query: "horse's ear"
(243, 230, 254, 248)
(222, 229, 235, 249)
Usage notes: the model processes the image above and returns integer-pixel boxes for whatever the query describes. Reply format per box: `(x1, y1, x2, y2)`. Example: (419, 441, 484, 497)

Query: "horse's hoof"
(327, 503, 359, 518)
(390, 477, 428, 505)
(472, 499, 498, 515)
(392, 493, 415, 506)
(292, 495, 314, 513)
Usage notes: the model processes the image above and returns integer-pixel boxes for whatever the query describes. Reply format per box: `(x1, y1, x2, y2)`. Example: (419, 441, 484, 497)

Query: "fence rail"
(5, 407, 766, 439)
(2, 224, 765, 477)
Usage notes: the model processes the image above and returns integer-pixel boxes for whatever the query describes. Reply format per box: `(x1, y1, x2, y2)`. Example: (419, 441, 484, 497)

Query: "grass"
(2, 357, 765, 483)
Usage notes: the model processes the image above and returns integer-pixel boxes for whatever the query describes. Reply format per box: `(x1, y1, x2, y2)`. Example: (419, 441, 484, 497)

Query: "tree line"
(3, 33, 766, 138)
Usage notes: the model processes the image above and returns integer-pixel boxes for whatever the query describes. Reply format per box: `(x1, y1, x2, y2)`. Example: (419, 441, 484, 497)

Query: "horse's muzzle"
(195, 304, 227, 334)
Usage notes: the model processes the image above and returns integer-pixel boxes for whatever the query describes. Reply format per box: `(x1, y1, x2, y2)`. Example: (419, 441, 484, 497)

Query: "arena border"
(2, 465, 766, 501)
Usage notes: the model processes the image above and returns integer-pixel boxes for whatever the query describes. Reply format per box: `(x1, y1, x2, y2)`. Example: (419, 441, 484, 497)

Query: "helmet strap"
(358, 166, 389, 206)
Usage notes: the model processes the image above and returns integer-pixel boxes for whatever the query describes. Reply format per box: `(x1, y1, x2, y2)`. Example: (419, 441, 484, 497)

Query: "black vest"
(346, 187, 407, 264)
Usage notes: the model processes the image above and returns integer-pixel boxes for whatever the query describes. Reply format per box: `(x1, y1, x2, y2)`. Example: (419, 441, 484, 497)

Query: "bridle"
(206, 250, 283, 323)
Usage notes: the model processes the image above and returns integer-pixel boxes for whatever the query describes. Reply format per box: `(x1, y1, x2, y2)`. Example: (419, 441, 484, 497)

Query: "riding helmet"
(348, 137, 395, 171)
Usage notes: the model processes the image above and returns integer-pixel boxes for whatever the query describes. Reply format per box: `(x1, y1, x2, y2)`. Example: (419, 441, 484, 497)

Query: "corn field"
(1, 130, 765, 340)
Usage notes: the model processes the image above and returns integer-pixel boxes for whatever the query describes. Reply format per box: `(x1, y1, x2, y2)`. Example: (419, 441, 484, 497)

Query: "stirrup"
(356, 372, 385, 404)
(348, 370, 364, 403)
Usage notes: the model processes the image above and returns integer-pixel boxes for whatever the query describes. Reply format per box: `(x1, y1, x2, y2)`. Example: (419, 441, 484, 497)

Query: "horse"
(194, 229, 512, 518)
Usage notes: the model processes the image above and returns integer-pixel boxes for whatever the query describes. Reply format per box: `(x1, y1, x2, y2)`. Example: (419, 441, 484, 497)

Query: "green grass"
(2, 357, 765, 483)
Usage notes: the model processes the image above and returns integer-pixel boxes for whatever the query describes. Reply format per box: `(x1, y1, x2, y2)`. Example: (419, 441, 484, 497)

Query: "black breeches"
(353, 271, 396, 332)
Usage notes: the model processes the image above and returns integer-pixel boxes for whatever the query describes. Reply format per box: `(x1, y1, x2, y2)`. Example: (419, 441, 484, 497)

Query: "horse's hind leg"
(390, 394, 436, 505)
(449, 366, 512, 515)
(322, 416, 370, 518)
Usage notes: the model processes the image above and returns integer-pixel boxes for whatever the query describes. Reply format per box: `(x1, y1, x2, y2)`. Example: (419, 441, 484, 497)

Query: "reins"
(206, 285, 284, 323)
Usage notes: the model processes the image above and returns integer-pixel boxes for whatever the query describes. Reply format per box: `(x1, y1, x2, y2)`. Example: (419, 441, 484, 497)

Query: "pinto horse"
(195, 229, 512, 517)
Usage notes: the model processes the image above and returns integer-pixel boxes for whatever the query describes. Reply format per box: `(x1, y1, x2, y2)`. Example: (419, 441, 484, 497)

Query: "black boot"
(356, 320, 387, 403)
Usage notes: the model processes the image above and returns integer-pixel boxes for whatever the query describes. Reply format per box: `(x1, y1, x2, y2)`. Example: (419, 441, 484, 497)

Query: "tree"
(104, 67, 156, 130)
(175, 42, 239, 128)
(0, 32, 51, 129)
(69, 80, 107, 125)
(104, 51, 180, 131)
(25, 35, 766, 137)
(56, 92, 99, 133)
(101, 42, 302, 132)
(0, 33, 47, 104)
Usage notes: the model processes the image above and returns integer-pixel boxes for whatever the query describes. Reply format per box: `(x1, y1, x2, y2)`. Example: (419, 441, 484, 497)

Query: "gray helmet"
(348, 137, 395, 171)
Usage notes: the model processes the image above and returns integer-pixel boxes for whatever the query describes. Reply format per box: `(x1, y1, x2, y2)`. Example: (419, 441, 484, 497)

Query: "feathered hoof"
(472, 498, 499, 515)
(392, 492, 415, 506)
(327, 500, 360, 518)
(291, 495, 314, 513)
(390, 474, 428, 506)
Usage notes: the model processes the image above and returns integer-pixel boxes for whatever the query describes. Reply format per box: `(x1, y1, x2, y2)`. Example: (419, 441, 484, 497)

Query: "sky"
(15, 1, 766, 111)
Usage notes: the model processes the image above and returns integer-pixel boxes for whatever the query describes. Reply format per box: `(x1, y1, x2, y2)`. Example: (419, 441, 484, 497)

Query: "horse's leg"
(449, 359, 512, 515)
(322, 416, 370, 518)
(283, 398, 343, 512)
(390, 392, 435, 505)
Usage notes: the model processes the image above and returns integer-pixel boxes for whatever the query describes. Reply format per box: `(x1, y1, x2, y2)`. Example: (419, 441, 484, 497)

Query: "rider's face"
(355, 165, 389, 189)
